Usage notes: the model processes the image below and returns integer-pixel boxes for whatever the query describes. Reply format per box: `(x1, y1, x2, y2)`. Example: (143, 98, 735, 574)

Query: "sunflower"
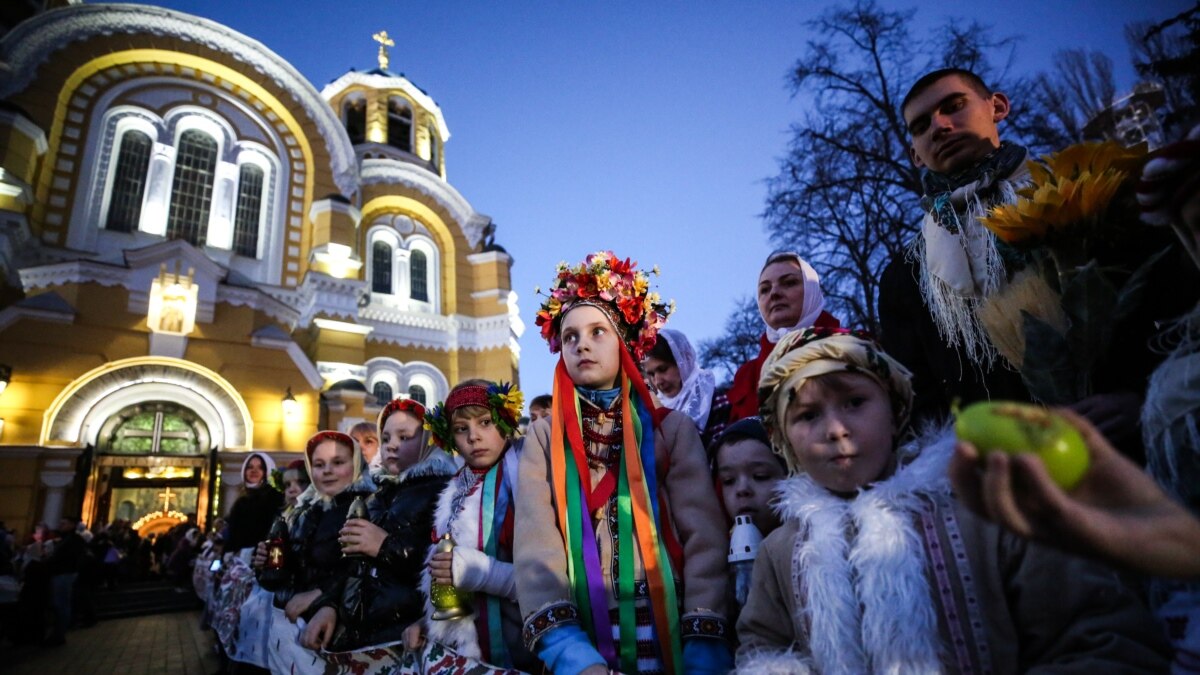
(980, 141, 1146, 246)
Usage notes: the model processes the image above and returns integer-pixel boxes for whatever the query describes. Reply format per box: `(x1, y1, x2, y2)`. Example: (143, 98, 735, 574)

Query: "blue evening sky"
(113, 0, 1191, 398)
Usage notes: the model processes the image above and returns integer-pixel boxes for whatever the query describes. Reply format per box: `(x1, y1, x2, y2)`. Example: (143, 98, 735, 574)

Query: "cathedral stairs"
(94, 579, 202, 620)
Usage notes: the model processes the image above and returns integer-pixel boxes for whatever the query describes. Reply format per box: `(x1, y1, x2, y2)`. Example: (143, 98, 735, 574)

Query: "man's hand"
(949, 407, 1200, 578)
(285, 588, 321, 622)
(302, 606, 337, 650)
(339, 519, 387, 558)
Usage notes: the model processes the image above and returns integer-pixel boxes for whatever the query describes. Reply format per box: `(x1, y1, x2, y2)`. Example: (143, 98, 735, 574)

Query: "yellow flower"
(633, 274, 649, 295)
(595, 271, 613, 291)
(980, 141, 1145, 245)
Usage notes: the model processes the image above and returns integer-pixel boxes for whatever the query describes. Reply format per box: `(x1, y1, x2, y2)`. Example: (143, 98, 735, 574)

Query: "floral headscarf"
(758, 327, 913, 474)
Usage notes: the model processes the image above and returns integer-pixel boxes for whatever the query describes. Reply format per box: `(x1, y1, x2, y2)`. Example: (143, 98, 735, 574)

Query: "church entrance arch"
(42, 357, 254, 532)
(91, 401, 210, 537)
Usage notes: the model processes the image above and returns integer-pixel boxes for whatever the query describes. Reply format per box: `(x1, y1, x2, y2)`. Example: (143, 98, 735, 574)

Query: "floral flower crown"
(378, 397, 425, 431)
(424, 382, 525, 451)
(535, 250, 673, 361)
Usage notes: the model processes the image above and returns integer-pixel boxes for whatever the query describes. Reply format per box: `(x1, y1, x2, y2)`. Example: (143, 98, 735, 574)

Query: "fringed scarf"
(915, 141, 1029, 364)
(550, 347, 683, 675)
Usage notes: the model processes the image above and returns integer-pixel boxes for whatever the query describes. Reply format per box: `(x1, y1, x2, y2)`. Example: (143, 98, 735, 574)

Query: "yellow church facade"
(0, 3, 522, 539)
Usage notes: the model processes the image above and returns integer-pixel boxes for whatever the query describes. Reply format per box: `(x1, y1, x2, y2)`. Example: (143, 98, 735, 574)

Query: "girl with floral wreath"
(516, 251, 731, 675)
(404, 378, 536, 671)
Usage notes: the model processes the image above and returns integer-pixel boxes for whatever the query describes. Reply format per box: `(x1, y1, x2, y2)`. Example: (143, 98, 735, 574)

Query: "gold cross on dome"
(372, 30, 395, 70)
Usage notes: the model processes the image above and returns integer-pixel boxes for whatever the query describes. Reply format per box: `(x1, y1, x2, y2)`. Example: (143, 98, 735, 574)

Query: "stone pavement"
(3, 610, 220, 674)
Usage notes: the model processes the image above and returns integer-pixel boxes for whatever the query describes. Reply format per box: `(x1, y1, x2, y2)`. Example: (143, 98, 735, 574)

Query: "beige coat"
(515, 405, 730, 650)
(736, 430, 1171, 674)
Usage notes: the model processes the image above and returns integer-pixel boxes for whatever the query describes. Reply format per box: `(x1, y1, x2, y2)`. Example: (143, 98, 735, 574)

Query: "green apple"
(955, 401, 1090, 490)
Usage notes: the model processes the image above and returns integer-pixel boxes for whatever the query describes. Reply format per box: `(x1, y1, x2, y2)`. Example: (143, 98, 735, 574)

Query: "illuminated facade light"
(282, 386, 299, 418)
(146, 263, 198, 335)
(0, 364, 10, 396)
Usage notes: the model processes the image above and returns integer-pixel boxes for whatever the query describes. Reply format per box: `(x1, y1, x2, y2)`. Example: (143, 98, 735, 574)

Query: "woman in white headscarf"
(643, 329, 730, 448)
(726, 251, 839, 421)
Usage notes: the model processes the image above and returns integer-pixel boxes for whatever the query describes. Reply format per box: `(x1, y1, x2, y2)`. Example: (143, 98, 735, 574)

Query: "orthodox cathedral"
(0, 2, 521, 538)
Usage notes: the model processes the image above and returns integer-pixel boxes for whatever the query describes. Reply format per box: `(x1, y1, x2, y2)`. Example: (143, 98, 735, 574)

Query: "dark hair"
(645, 335, 677, 365)
(901, 68, 992, 119)
(709, 417, 788, 471)
(529, 394, 553, 410)
(760, 250, 803, 274)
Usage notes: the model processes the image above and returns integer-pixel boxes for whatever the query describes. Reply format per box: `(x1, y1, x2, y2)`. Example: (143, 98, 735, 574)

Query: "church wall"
(0, 456, 39, 539)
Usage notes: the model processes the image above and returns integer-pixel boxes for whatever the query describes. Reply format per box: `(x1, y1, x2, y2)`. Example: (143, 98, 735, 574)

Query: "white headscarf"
(240, 452, 276, 490)
(656, 329, 717, 432)
(760, 252, 827, 343)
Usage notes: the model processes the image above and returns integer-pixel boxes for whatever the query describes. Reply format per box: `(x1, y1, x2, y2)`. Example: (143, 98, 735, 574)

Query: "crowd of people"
(6, 66, 1200, 673)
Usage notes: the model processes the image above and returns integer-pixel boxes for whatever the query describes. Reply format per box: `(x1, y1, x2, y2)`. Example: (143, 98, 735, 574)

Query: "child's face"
(784, 372, 896, 494)
(529, 404, 550, 423)
(282, 470, 307, 505)
(381, 411, 423, 476)
(561, 305, 621, 390)
(310, 441, 355, 495)
(452, 407, 507, 470)
(717, 438, 786, 535)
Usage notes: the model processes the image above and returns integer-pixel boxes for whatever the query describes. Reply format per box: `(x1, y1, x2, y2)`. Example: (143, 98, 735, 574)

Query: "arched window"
(372, 241, 393, 294)
(101, 402, 208, 455)
(106, 129, 153, 232)
(344, 98, 366, 144)
(166, 129, 218, 247)
(233, 164, 264, 258)
(372, 381, 393, 403)
(387, 98, 412, 152)
(408, 385, 426, 406)
(428, 125, 439, 170)
(410, 249, 429, 302)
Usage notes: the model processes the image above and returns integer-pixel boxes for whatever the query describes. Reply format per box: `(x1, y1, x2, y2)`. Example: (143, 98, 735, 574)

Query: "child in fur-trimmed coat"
(735, 327, 1171, 674)
(414, 379, 536, 672)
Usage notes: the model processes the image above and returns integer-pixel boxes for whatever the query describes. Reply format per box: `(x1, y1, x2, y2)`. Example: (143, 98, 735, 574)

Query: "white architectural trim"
(359, 159, 491, 249)
(0, 108, 48, 154)
(313, 317, 373, 335)
(0, 303, 76, 334)
(321, 70, 450, 141)
(0, 3, 357, 195)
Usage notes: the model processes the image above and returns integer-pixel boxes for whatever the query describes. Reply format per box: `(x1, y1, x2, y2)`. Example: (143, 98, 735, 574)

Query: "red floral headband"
(379, 397, 426, 430)
(305, 430, 356, 458)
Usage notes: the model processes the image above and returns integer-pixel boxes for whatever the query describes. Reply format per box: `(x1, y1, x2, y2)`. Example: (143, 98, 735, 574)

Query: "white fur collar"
(773, 425, 956, 674)
(421, 468, 485, 660)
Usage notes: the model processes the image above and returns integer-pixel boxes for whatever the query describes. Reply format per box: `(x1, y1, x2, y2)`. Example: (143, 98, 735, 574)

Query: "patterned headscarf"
(303, 430, 364, 495)
(757, 327, 913, 474)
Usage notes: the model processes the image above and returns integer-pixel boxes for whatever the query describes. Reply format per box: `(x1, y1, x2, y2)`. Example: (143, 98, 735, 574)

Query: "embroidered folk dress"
(420, 447, 537, 672)
(735, 428, 1171, 674)
(515, 398, 730, 674)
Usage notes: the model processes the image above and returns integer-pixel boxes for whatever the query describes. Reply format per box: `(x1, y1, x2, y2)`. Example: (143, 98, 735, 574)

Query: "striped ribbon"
(549, 353, 682, 674)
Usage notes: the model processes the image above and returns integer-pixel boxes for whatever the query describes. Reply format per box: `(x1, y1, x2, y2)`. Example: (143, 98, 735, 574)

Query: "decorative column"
(39, 470, 76, 526)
